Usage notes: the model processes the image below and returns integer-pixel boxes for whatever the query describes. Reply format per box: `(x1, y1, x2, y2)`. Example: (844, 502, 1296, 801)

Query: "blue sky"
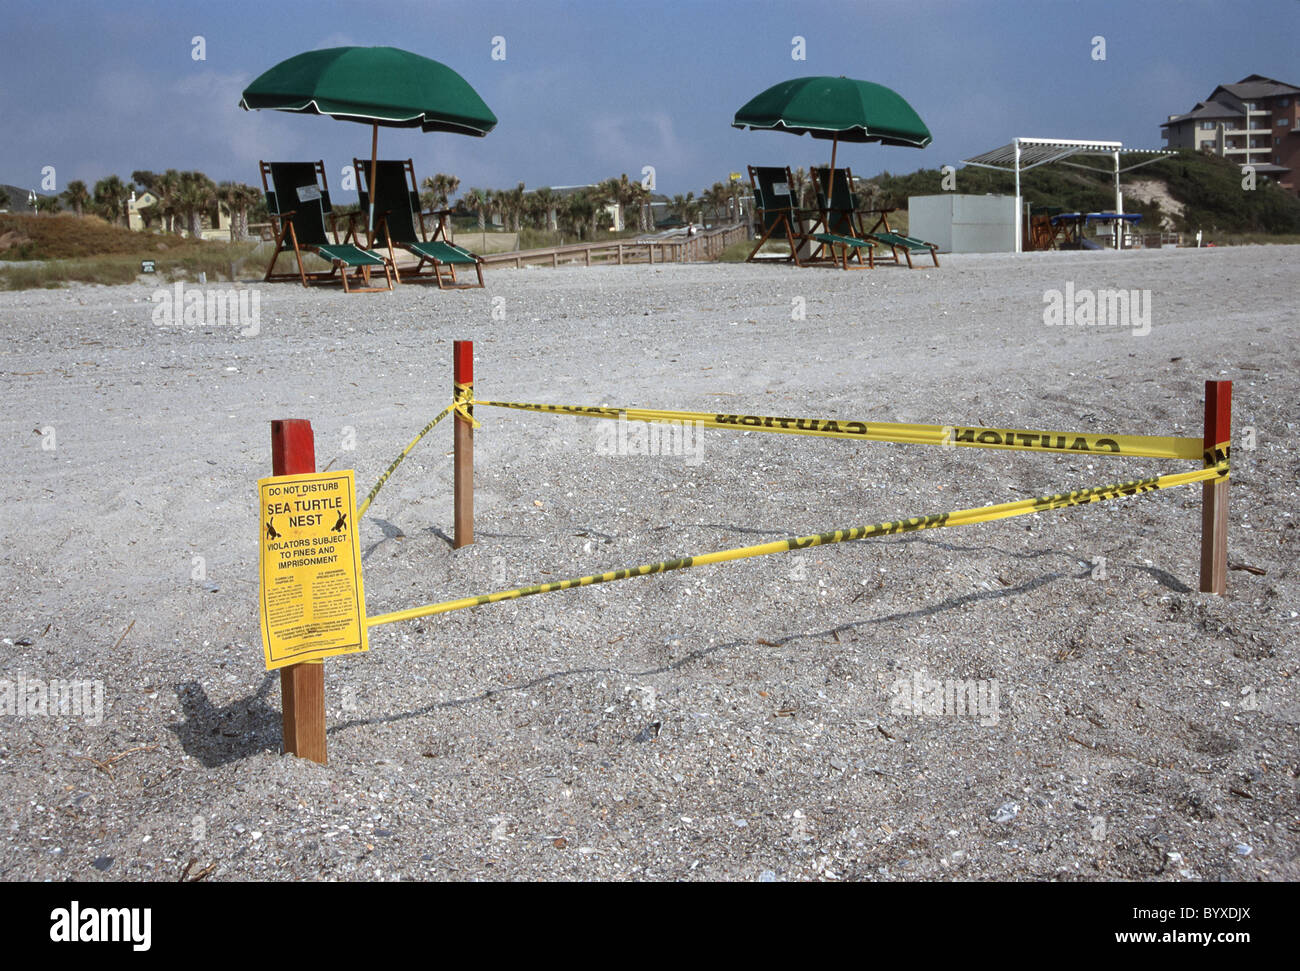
(2, 0, 1296, 197)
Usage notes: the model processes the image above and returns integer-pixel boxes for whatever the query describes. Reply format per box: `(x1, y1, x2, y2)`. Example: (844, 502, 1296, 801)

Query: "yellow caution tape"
(453, 381, 481, 429)
(472, 399, 1204, 461)
(365, 460, 1228, 628)
(356, 401, 457, 521)
(1205, 441, 1231, 468)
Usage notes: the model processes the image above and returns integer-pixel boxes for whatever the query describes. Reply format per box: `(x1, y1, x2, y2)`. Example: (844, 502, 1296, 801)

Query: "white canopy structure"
(962, 137, 1177, 251)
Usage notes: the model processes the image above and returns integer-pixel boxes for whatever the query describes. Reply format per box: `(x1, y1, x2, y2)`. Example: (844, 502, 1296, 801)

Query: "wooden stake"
(270, 418, 327, 763)
(453, 340, 474, 549)
(1199, 380, 1231, 595)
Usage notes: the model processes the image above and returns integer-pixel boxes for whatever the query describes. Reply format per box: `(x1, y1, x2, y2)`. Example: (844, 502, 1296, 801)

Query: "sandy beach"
(1, 245, 1296, 881)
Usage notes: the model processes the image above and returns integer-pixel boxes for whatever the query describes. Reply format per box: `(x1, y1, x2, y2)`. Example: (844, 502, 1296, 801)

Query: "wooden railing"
(1133, 232, 1184, 249)
(477, 224, 748, 269)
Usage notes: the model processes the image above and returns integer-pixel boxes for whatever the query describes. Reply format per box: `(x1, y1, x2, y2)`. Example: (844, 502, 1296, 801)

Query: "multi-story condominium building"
(1161, 74, 1299, 195)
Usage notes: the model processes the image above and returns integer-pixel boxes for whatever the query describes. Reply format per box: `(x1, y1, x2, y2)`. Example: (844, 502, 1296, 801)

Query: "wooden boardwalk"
(477, 224, 748, 269)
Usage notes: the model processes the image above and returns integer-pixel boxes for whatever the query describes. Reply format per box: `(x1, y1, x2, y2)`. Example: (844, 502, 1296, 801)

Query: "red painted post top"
(1203, 380, 1232, 454)
(454, 340, 474, 385)
(271, 419, 316, 476)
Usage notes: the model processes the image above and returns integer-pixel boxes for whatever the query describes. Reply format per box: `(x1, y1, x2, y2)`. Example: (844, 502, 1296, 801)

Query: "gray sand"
(1, 245, 1297, 881)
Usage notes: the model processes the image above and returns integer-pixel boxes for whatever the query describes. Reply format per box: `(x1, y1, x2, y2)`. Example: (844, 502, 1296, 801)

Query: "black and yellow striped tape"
(473, 399, 1204, 461)
(365, 460, 1228, 629)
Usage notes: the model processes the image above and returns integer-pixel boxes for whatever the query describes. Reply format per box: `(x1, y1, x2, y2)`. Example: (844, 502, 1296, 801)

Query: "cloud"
(587, 111, 693, 181)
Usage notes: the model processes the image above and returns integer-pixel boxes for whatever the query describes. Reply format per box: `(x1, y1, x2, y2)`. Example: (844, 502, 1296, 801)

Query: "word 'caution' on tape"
(356, 392, 1212, 521)
(472, 399, 1205, 461)
(364, 460, 1228, 629)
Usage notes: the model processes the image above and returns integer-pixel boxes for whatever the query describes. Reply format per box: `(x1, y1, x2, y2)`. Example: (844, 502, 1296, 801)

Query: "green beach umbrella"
(733, 75, 931, 194)
(240, 46, 496, 239)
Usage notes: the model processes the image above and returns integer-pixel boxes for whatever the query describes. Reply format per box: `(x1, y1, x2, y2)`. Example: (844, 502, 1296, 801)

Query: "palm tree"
(522, 191, 547, 232)
(0, 187, 8, 210)
(216, 182, 238, 240)
(61, 180, 91, 216)
(698, 184, 715, 225)
(531, 187, 558, 232)
(92, 175, 132, 226)
(584, 184, 611, 238)
(699, 182, 721, 225)
(606, 175, 643, 233)
(35, 195, 61, 214)
(563, 191, 595, 241)
(217, 181, 261, 240)
(130, 170, 162, 229)
(640, 183, 655, 232)
(463, 187, 492, 232)
(712, 182, 734, 224)
(624, 181, 643, 232)
(591, 179, 612, 232)
(133, 169, 185, 233)
(609, 174, 634, 233)
(157, 170, 186, 234)
(624, 177, 652, 233)
(130, 171, 160, 199)
(237, 183, 262, 239)
(671, 191, 698, 224)
(176, 171, 217, 237)
(421, 172, 460, 211)
(499, 182, 526, 233)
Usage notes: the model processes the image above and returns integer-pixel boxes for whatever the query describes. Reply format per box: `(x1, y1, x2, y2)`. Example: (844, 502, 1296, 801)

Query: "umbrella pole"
(368, 123, 379, 250)
(823, 136, 838, 230)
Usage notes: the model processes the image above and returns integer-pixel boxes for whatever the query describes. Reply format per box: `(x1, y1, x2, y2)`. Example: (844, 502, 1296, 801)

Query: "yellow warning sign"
(258, 470, 368, 670)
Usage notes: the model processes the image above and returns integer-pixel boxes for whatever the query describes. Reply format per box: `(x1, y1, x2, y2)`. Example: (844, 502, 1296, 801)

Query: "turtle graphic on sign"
(332, 511, 347, 532)
(266, 517, 281, 539)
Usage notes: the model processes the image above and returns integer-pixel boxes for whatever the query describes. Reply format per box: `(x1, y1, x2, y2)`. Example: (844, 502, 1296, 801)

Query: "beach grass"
(0, 245, 266, 290)
(0, 213, 267, 289)
(1206, 232, 1300, 246)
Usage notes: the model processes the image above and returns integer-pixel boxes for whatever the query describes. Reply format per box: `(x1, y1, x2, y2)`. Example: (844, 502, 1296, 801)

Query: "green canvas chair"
(747, 165, 874, 270)
(260, 161, 394, 292)
(814, 166, 939, 269)
(353, 158, 485, 289)
(747, 165, 801, 264)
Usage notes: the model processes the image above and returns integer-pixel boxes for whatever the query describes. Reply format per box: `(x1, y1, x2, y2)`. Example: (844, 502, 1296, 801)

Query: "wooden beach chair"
(807, 166, 879, 269)
(813, 166, 938, 269)
(259, 161, 394, 293)
(353, 158, 485, 289)
(1028, 206, 1058, 251)
(747, 165, 874, 269)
